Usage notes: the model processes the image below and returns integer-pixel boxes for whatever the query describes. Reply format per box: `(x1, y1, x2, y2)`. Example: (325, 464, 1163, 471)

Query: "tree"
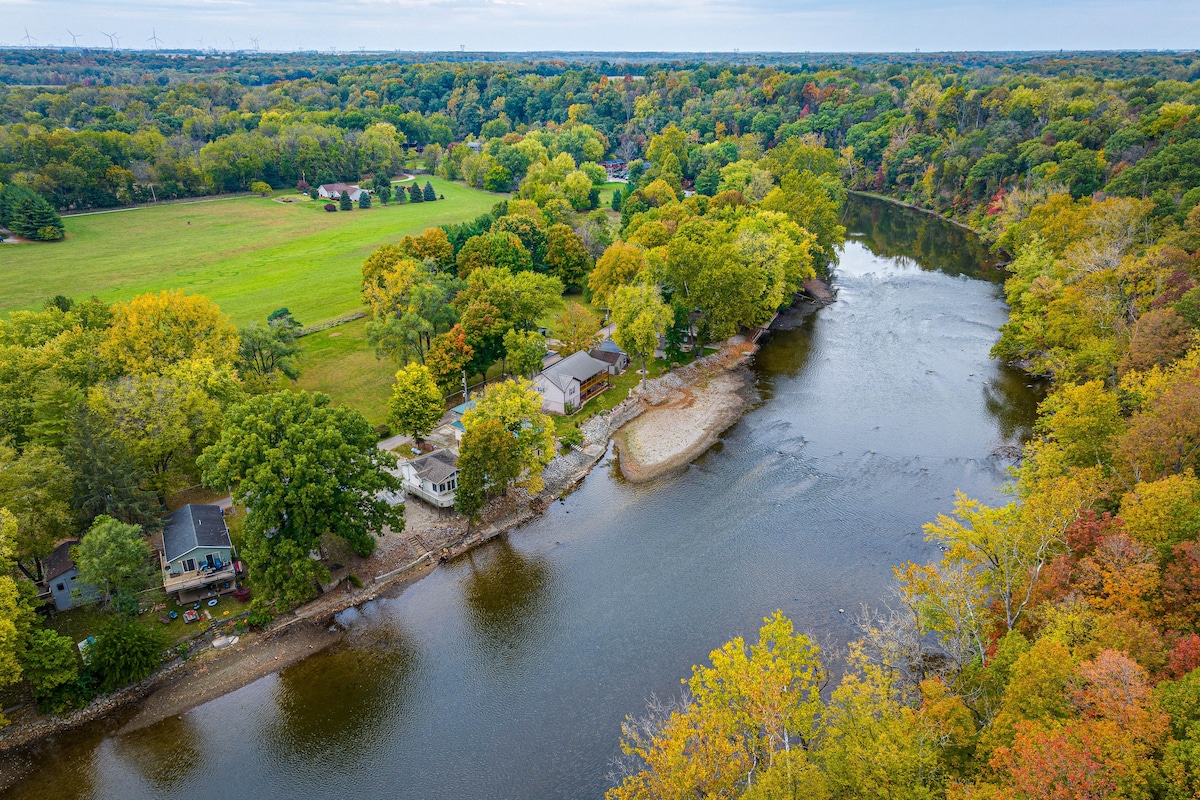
(425, 325, 474, 392)
(90, 615, 166, 693)
(101, 290, 239, 376)
(0, 441, 74, 579)
(455, 231, 532, 278)
(423, 181, 437, 202)
(409, 183, 424, 203)
(590, 242, 647, 308)
(21, 628, 79, 700)
(387, 363, 444, 439)
(0, 509, 40, 723)
(238, 319, 301, 389)
(339, 192, 353, 211)
(611, 284, 672, 389)
(63, 407, 159, 527)
(250, 180, 271, 196)
(89, 370, 226, 502)
(72, 515, 153, 606)
(198, 391, 403, 608)
(553, 302, 601, 357)
(544, 224, 592, 289)
(358, 191, 372, 209)
(503, 329, 546, 378)
(2, 186, 64, 241)
(608, 611, 825, 800)
(455, 417, 521, 526)
(371, 174, 392, 205)
(461, 379, 556, 493)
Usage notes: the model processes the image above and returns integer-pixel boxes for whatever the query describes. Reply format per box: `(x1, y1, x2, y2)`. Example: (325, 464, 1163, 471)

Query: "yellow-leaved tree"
(101, 290, 238, 375)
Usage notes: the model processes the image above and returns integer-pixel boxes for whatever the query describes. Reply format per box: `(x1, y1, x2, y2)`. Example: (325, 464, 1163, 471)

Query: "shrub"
(250, 180, 272, 196)
(348, 573, 363, 589)
(232, 586, 252, 602)
(324, 203, 337, 212)
(560, 427, 585, 449)
(246, 598, 272, 629)
(90, 616, 167, 693)
(296, 178, 310, 193)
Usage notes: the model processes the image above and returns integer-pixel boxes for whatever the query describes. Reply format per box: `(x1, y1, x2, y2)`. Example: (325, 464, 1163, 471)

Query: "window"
(56, 582, 65, 592)
(184, 558, 196, 572)
(206, 554, 216, 569)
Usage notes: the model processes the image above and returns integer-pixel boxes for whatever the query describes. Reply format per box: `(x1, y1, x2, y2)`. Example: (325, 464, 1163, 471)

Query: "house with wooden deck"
(160, 504, 239, 603)
(534, 350, 611, 414)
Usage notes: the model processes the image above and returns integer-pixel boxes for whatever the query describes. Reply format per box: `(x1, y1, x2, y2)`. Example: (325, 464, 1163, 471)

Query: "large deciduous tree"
(71, 515, 153, 606)
(198, 391, 403, 607)
(611, 285, 672, 389)
(553, 302, 601, 357)
(460, 379, 556, 494)
(101, 290, 239, 376)
(387, 363, 444, 439)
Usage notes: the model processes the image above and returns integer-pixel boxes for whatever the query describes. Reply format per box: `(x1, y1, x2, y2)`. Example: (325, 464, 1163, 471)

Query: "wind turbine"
(249, 35, 259, 51)
(147, 28, 163, 50)
(66, 29, 79, 47)
(22, 28, 37, 47)
(103, 31, 118, 50)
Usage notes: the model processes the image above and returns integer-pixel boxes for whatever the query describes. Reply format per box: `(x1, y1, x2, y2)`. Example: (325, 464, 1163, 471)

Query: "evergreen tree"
(5, 189, 64, 241)
(359, 191, 372, 209)
(339, 192, 353, 211)
(423, 181, 437, 201)
(409, 183, 424, 204)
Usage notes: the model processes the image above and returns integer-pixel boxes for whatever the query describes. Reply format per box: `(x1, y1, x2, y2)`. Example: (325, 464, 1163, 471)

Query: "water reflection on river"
(7, 195, 1043, 800)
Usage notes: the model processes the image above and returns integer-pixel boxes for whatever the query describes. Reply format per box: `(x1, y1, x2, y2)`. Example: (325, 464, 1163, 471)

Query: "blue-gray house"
(160, 504, 239, 603)
(42, 540, 101, 611)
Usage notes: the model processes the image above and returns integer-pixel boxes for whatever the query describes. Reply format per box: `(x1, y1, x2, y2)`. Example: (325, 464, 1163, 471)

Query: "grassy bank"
(1, 179, 502, 326)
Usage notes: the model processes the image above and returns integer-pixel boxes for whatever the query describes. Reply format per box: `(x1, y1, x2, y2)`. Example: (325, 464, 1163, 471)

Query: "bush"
(348, 573, 363, 589)
(324, 203, 337, 212)
(232, 586, 252, 602)
(560, 427, 585, 449)
(250, 180, 272, 197)
(22, 629, 80, 700)
(246, 598, 272, 629)
(90, 616, 167, 693)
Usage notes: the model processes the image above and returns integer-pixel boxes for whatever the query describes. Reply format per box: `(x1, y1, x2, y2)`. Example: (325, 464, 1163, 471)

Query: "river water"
(7, 195, 1042, 800)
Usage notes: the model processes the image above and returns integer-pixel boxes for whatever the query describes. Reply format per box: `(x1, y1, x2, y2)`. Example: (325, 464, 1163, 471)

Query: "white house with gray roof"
(400, 450, 460, 508)
(533, 350, 611, 414)
(160, 504, 239, 603)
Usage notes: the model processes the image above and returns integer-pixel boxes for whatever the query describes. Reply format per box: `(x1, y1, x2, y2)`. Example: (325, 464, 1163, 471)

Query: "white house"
(534, 351, 611, 414)
(400, 450, 459, 508)
(317, 182, 368, 201)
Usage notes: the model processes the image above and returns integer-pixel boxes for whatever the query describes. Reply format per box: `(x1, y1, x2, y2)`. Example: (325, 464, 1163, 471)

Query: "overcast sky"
(4, 0, 1198, 54)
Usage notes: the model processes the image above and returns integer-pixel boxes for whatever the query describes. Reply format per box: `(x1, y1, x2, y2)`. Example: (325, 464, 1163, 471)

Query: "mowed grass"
(295, 317, 396, 426)
(0, 178, 502, 326)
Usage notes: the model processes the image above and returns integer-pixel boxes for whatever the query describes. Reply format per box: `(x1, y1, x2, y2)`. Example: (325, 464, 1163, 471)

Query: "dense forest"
(3, 49, 1200, 798)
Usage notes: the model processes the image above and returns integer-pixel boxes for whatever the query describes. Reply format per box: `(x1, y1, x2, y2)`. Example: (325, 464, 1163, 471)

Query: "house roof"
(43, 540, 80, 582)
(408, 449, 459, 484)
(162, 504, 231, 563)
(590, 349, 624, 367)
(319, 182, 360, 193)
(450, 400, 476, 416)
(539, 351, 610, 392)
(596, 338, 626, 354)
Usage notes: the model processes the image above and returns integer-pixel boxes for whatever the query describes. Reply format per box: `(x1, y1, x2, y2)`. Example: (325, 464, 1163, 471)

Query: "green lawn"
(295, 317, 397, 427)
(1, 178, 503, 326)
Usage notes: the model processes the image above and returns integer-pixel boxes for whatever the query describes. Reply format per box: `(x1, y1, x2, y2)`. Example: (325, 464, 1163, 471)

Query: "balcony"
(161, 556, 237, 600)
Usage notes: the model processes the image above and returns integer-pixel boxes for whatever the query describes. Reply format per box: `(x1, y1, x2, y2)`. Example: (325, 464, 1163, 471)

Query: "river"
(6, 195, 1042, 800)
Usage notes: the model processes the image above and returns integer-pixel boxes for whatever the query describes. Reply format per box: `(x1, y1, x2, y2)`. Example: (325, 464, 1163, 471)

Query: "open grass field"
(295, 317, 396, 426)
(0, 178, 502, 326)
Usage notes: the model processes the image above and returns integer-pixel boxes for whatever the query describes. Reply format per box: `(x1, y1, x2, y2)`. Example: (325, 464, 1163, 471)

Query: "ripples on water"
(8, 195, 1044, 800)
